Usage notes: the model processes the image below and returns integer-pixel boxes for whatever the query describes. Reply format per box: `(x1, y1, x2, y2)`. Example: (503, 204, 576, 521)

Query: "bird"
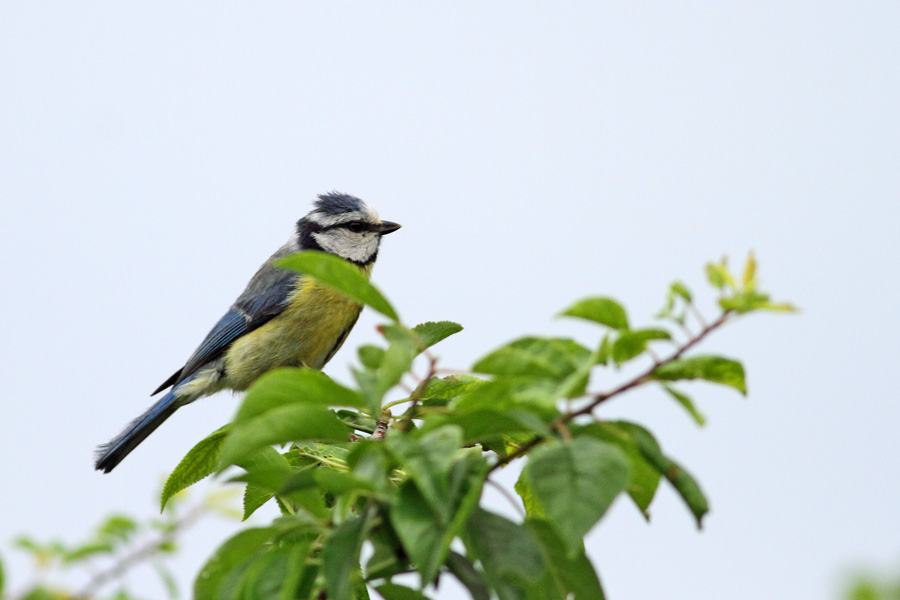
(94, 192, 401, 473)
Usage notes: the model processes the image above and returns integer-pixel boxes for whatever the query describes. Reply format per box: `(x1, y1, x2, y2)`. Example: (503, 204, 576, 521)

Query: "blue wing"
(151, 269, 299, 395)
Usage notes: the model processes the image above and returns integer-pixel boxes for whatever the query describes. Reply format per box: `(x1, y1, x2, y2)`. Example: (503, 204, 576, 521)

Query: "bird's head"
(295, 192, 401, 265)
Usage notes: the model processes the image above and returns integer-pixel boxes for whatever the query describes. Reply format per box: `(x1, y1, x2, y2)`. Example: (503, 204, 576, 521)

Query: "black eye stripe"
(321, 221, 373, 233)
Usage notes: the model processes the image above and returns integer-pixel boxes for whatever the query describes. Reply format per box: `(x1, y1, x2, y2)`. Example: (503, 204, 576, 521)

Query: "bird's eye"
(347, 222, 365, 233)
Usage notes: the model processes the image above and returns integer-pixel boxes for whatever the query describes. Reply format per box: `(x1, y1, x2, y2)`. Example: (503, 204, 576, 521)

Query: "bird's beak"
(377, 221, 402, 235)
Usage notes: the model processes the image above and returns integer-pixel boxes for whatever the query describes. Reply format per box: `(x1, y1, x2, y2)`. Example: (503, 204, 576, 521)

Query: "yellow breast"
(222, 271, 367, 390)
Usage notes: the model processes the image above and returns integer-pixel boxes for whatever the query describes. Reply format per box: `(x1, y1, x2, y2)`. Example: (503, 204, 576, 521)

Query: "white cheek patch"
(287, 230, 301, 251)
(312, 230, 380, 263)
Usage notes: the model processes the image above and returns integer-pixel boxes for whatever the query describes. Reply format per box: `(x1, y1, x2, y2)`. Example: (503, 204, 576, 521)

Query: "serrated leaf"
(243, 483, 274, 521)
(161, 425, 229, 511)
(323, 513, 372, 600)
(526, 519, 605, 600)
(473, 337, 591, 381)
(276, 250, 398, 320)
(652, 355, 746, 395)
(611, 328, 671, 364)
(411, 321, 463, 350)
(522, 438, 629, 557)
(219, 406, 349, 468)
(663, 385, 706, 426)
(234, 369, 365, 425)
(559, 297, 629, 330)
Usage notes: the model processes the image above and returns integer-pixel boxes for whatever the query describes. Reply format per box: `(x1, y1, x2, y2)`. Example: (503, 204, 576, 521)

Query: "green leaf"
(375, 334, 417, 405)
(0, 552, 4, 596)
(232, 446, 295, 492)
(452, 378, 561, 419)
(611, 328, 671, 364)
(514, 474, 546, 519)
(365, 519, 410, 580)
(522, 438, 629, 557)
(420, 374, 488, 406)
(663, 384, 706, 426)
(652, 355, 747, 395)
(62, 542, 114, 564)
(671, 281, 693, 302)
(575, 422, 663, 520)
(323, 513, 372, 600)
(276, 250, 398, 320)
(706, 259, 735, 290)
(194, 528, 274, 600)
(390, 455, 486, 585)
(411, 320, 463, 350)
(432, 409, 547, 445)
(446, 551, 491, 600)
(161, 425, 229, 511)
(473, 337, 591, 381)
(243, 483, 274, 521)
(386, 426, 463, 521)
(376, 583, 429, 600)
(98, 515, 139, 542)
(220, 405, 349, 468)
(559, 297, 629, 330)
(336, 409, 378, 434)
(526, 519, 605, 600)
(231, 541, 313, 600)
(613, 422, 709, 527)
(464, 509, 546, 600)
(234, 368, 365, 425)
(358, 345, 385, 369)
(742, 252, 757, 289)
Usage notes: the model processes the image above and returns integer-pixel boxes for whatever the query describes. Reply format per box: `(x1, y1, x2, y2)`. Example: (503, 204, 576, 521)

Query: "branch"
(74, 504, 206, 599)
(487, 310, 732, 474)
(485, 478, 525, 518)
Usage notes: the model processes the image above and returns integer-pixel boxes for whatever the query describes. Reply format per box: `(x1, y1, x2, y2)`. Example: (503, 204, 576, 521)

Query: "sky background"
(1, 3, 899, 599)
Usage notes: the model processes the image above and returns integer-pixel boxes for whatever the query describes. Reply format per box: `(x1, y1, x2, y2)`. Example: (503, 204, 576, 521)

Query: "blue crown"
(314, 192, 365, 215)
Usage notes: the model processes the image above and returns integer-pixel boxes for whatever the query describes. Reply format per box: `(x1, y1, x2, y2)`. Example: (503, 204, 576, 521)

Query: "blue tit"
(95, 192, 401, 473)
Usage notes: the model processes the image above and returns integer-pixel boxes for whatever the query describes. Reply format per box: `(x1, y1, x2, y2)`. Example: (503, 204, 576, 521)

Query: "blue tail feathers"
(94, 389, 182, 473)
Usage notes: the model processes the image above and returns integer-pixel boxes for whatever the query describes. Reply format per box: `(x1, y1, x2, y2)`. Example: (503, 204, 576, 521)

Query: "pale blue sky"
(1, 3, 898, 599)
